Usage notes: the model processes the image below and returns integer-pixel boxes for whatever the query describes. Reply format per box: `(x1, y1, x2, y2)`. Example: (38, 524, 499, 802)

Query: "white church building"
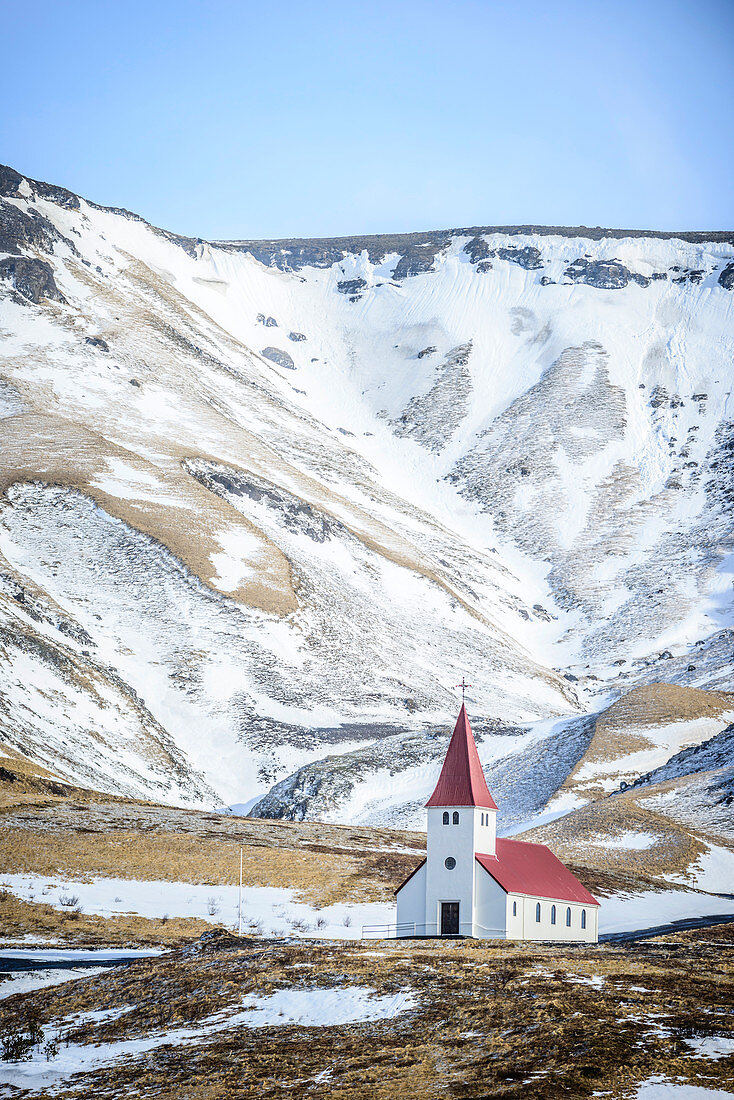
(395, 704, 599, 941)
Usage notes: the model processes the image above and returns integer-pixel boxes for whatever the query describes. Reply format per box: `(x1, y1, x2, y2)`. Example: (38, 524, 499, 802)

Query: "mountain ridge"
(0, 161, 732, 834)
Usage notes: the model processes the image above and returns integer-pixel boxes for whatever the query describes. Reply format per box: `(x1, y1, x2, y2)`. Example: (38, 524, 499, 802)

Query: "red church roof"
(476, 838, 599, 906)
(426, 705, 498, 809)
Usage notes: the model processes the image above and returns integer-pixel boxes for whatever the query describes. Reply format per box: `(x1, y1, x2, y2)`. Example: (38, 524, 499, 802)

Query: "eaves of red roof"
(426, 704, 498, 809)
(476, 838, 599, 906)
(394, 857, 426, 895)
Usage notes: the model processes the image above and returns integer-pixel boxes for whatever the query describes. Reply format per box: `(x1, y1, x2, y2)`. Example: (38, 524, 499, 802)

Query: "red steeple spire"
(426, 704, 498, 809)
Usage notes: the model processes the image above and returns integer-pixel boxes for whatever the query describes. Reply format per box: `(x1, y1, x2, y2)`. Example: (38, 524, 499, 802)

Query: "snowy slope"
(1, 163, 733, 819)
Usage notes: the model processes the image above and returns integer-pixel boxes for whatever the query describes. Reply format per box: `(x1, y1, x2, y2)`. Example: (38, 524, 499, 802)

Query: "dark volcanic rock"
(476, 260, 493, 273)
(261, 347, 295, 370)
(392, 239, 449, 279)
(719, 262, 734, 290)
(85, 336, 109, 351)
(496, 246, 543, 270)
(336, 278, 367, 296)
(0, 257, 66, 303)
(0, 201, 60, 256)
(0, 165, 79, 208)
(463, 236, 491, 264)
(564, 257, 633, 289)
(187, 462, 347, 543)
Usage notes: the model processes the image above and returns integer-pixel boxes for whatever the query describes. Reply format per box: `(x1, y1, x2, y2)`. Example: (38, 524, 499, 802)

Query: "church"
(395, 703, 599, 941)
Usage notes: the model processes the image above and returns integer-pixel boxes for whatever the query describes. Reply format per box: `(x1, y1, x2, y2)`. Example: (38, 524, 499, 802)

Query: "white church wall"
(395, 861, 426, 936)
(425, 807, 477, 935)
(474, 864, 508, 938)
(512, 895, 598, 942)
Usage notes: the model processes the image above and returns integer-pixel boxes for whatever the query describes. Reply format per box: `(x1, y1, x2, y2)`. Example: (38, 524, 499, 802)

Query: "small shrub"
(43, 1037, 59, 1061)
(342, 914, 352, 928)
(59, 894, 79, 908)
(1, 1015, 44, 1063)
(160, 913, 170, 925)
(289, 918, 309, 933)
(316, 916, 327, 930)
(206, 896, 219, 916)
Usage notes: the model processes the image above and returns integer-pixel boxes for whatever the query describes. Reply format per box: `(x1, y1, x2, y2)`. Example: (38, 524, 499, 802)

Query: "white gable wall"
(474, 859, 510, 938)
(395, 861, 426, 936)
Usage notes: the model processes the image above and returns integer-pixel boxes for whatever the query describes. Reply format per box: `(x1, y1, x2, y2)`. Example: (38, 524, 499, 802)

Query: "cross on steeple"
(456, 677, 471, 702)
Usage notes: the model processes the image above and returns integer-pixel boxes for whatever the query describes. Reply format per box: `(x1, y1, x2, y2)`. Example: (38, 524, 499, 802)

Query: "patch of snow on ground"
(0, 985, 414, 1093)
(588, 832, 661, 850)
(599, 890, 734, 935)
(0, 876, 393, 939)
(684, 1036, 734, 1061)
(665, 843, 734, 893)
(0, 968, 107, 1001)
(636, 1077, 734, 1099)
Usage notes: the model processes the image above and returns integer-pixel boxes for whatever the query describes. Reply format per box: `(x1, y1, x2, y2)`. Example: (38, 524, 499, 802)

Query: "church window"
(551, 905, 556, 925)
(535, 902, 541, 922)
(444, 857, 456, 870)
(452, 811, 459, 825)
(566, 907, 572, 926)
(512, 901, 517, 916)
(581, 909, 586, 929)
(442, 812, 449, 825)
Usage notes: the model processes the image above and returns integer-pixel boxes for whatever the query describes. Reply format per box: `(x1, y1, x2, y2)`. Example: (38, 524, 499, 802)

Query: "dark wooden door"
(441, 902, 459, 935)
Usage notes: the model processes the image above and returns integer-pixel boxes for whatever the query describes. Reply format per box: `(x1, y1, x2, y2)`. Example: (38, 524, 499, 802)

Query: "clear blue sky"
(4, 0, 733, 239)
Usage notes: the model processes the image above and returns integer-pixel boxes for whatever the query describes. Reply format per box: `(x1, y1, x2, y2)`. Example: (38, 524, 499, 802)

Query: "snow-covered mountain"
(1, 163, 733, 826)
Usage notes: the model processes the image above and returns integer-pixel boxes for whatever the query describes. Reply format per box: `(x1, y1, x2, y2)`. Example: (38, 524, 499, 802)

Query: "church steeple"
(426, 704, 498, 809)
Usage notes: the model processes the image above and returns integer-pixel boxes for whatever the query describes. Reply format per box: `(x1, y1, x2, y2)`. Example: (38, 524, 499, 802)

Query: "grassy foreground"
(1, 927, 733, 1099)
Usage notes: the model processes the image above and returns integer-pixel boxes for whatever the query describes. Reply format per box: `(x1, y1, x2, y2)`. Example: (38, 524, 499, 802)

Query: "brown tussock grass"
(1, 933, 732, 1100)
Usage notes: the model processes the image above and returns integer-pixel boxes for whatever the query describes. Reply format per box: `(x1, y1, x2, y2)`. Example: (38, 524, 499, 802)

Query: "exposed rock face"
(564, 258, 634, 289)
(497, 245, 543, 269)
(85, 336, 109, 351)
(0, 257, 66, 303)
(463, 236, 492, 264)
(393, 343, 473, 451)
(0, 202, 62, 256)
(288, 331, 306, 342)
(392, 239, 449, 279)
(719, 262, 734, 290)
(260, 346, 295, 370)
(188, 463, 348, 543)
(336, 278, 366, 297)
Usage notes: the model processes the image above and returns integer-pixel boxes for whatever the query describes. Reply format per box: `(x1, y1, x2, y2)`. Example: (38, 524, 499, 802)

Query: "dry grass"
(0, 764, 425, 941)
(561, 682, 734, 802)
(1, 931, 732, 1099)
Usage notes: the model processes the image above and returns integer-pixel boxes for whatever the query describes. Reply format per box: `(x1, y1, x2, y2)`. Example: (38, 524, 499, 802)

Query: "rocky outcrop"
(564, 258, 634, 289)
(719, 262, 734, 290)
(336, 278, 366, 297)
(0, 257, 66, 303)
(463, 236, 492, 264)
(497, 245, 543, 269)
(288, 331, 306, 342)
(260, 347, 295, 370)
(392, 239, 450, 280)
(393, 343, 473, 451)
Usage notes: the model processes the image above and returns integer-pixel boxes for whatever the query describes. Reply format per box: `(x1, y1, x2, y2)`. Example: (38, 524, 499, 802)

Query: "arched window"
(581, 909, 586, 930)
(452, 811, 459, 825)
(480, 813, 484, 825)
(566, 907, 572, 927)
(512, 900, 517, 917)
(535, 902, 541, 922)
(442, 811, 449, 825)
(551, 905, 556, 925)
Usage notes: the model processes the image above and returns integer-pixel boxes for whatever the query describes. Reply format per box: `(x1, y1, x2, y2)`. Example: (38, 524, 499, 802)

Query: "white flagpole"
(238, 847, 243, 936)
